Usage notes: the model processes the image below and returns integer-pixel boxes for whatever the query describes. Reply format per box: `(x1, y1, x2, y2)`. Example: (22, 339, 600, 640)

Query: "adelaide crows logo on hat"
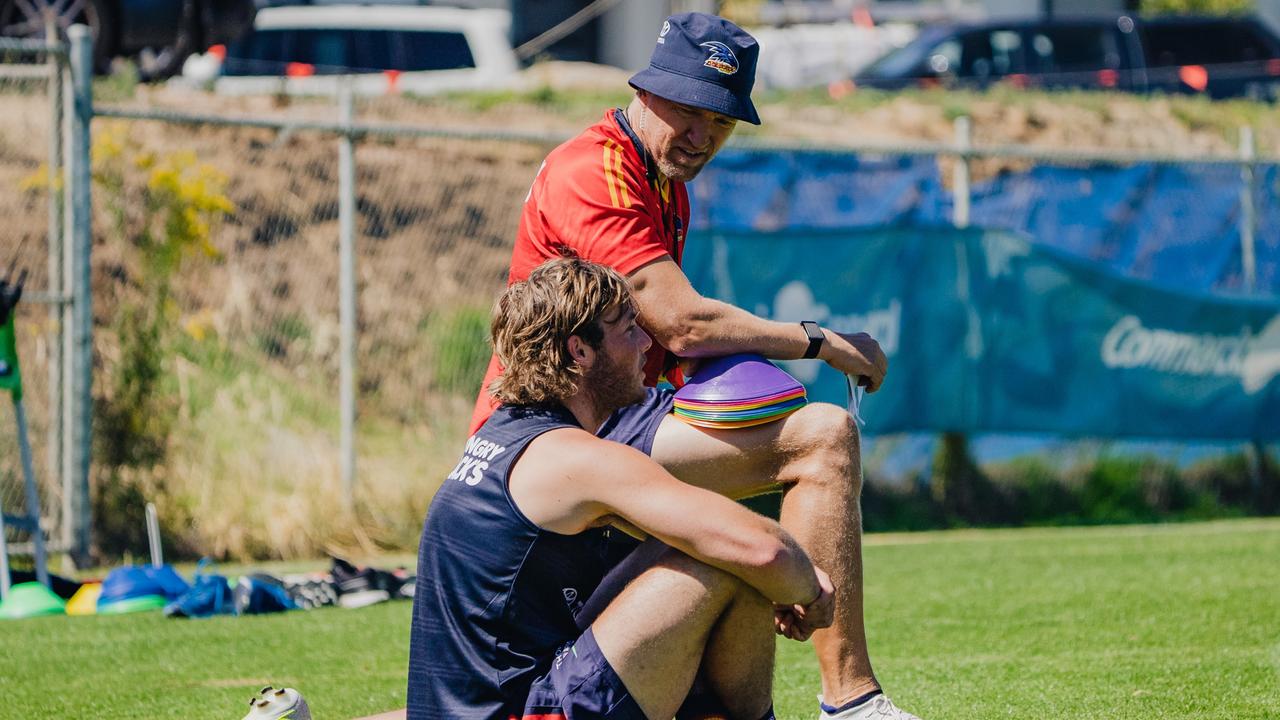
(700, 41, 739, 75)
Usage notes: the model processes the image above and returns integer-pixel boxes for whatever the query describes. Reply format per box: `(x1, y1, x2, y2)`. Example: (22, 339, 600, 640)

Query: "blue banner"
(682, 227, 1280, 440)
(693, 150, 1280, 296)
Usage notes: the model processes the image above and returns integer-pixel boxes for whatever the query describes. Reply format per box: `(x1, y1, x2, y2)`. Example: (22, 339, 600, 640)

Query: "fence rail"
(97, 104, 1280, 167)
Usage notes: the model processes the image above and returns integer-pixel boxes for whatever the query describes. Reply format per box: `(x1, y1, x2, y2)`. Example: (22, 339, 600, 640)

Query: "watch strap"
(801, 321, 824, 359)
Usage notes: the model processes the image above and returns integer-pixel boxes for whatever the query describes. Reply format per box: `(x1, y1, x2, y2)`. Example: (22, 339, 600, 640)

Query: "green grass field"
(2, 519, 1277, 719)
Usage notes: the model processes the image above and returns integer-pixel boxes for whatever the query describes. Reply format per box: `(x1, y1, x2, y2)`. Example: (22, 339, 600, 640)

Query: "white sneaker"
(243, 686, 311, 720)
(820, 693, 922, 720)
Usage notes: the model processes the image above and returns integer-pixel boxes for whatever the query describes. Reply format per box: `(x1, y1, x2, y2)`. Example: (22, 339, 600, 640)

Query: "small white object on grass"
(145, 502, 163, 568)
(242, 686, 311, 720)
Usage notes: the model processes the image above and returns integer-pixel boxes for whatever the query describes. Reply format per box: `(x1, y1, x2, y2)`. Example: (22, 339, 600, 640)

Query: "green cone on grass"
(97, 594, 168, 615)
(0, 582, 66, 619)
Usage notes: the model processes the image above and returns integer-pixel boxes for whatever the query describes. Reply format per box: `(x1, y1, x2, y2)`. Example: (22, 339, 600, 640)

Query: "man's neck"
(622, 99, 667, 185)
(560, 389, 613, 435)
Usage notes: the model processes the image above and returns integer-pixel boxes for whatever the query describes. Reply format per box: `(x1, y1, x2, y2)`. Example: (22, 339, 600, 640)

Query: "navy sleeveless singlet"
(407, 404, 622, 720)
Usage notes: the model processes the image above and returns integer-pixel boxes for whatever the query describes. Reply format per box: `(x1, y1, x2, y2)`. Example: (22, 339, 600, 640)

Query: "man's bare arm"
(511, 429, 823, 607)
(628, 256, 888, 390)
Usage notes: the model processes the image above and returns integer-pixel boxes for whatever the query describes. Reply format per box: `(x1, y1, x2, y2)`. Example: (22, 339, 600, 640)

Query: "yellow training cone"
(66, 582, 101, 616)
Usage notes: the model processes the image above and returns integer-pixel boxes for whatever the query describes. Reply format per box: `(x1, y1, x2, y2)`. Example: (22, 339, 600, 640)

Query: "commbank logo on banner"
(1101, 314, 1280, 394)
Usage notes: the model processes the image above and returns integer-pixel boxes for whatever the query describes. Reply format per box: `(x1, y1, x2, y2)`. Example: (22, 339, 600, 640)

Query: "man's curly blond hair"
(489, 256, 634, 406)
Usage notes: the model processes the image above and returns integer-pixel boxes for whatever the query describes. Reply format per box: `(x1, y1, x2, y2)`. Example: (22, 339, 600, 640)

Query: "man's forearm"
(661, 297, 814, 359)
(650, 295, 887, 389)
(680, 509, 822, 606)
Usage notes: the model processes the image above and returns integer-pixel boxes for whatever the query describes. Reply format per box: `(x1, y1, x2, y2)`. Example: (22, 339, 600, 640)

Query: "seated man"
(470, 13, 913, 719)
(407, 257, 834, 719)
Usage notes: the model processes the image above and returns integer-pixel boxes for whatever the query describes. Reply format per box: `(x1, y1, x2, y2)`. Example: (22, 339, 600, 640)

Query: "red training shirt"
(469, 110, 692, 432)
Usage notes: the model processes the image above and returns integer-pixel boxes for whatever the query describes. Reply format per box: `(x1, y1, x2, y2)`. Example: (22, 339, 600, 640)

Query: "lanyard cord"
(612, 108, 680, 255)
(845, 374, 866, 428)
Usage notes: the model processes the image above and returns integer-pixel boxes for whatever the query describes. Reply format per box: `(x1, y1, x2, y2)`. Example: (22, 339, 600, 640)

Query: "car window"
(224, 27, 477, 75)
(857, 28, 953, 79)
(989, 30, 1024, 75)
(224, 28, 288, 74)
(397, 31, 476, 71)
(925, 38, 961, 76)
(1028, 25, 1119, 73)
(956, 29, 1024, 78)
(1141, 22, 1278, 67)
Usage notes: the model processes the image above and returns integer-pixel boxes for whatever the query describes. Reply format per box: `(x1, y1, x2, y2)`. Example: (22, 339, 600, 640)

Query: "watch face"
(802, 322, 824, 358)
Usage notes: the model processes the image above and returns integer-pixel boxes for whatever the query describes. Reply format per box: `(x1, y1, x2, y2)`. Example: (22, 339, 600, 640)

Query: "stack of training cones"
(673, 353, 807, 429)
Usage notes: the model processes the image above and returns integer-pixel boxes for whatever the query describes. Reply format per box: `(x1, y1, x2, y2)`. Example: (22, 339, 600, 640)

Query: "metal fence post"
(1239, 126, 1257, 294)
(953, 115, 972, 229)
(45, 19, 65, 555)
(60, 37, 76, 563)
(66, 24, 94, 567)
(338, 78, 357, 510)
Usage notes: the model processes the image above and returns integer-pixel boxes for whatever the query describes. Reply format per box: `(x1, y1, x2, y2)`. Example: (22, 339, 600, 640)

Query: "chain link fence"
(1, 37, 66, 566)
(84, 93, 559, 559)
(8, 26, 1279, 562)
(87, 94, 1278, 559)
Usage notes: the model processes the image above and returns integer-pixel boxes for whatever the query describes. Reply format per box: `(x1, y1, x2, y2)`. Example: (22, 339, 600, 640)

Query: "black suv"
(855, 15, 1280, 100)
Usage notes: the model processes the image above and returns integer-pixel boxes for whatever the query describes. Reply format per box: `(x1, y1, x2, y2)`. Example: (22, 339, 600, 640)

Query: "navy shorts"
(595, 387, 675, 454)
(521, 628, 647, 720)
(522, 629, 736, 720)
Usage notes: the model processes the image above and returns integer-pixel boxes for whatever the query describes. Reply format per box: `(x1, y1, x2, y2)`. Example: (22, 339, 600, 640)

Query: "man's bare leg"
(696, 577, 777, 717)
(591, 549, 776, 720)
(651, 402, 878, 706)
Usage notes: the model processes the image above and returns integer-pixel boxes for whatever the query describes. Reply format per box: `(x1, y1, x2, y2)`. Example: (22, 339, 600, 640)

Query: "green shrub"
(90, 123, 231, 560)
(1183, 447, 1279, 516)
(862, 440, 1274, 533)
(1143, 0, 1252, 14)
(255, 313, 311, 359)
(990, 456, 1081, 525)
(423, 306, 491, 395)
(863, 476, 942, 532)
(930, 432, 1010, 526)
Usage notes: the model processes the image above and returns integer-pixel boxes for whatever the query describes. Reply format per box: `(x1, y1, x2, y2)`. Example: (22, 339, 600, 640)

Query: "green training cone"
(96, 594, 167, 615)
(0, 582, 66, 620)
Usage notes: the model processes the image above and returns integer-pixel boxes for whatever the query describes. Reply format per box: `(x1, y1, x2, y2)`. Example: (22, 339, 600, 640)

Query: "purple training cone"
(675, 353, 806, 404)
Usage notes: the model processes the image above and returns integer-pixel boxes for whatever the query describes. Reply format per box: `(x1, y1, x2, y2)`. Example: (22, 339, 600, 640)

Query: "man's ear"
(567, 335, 594, 368)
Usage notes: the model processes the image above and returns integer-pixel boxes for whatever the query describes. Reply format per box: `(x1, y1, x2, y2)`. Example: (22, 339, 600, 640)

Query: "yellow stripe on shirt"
(602, 142, 621, 207)
(608, 142, 632, 208)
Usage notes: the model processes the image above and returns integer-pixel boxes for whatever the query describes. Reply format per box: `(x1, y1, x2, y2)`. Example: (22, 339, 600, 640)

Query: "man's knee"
(648, 548, 767, 612)
(779, 403, 861, 492)
(658, 549, 744, 591)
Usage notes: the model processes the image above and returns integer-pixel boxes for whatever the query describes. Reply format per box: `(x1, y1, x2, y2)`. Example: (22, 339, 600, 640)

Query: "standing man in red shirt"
(469, 13, 917, 720)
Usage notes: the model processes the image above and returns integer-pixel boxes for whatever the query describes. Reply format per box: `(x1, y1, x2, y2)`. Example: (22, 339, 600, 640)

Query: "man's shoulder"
(543, 112, 637, 178)
(520, 424, 599, 462)
(520, 424, 634, 471)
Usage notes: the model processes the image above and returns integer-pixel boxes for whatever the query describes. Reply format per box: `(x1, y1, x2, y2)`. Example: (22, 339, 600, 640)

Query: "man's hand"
(821, 330, 888, 392)
(773, 566, 835, 642)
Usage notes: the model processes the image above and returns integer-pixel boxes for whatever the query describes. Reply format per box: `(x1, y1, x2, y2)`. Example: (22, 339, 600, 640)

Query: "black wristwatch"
(800, 321, 824, 359)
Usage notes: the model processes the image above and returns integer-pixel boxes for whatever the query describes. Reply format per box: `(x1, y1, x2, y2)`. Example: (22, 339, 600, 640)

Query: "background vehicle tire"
(136, 0, 200, 81)
(0, 0, 118, 72)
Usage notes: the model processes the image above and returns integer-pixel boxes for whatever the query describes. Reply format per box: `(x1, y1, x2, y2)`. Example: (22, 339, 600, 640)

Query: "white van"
(184, 4, 519, 96)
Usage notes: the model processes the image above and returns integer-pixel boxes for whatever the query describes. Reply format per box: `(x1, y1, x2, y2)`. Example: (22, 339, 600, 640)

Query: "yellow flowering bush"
(92, 122, 235, 556)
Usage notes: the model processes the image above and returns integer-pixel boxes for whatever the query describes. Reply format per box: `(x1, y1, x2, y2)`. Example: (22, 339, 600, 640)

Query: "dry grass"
(135, 347, 476, 560)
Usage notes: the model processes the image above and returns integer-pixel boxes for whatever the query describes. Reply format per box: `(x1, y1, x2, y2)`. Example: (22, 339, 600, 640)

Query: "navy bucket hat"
(629, 13, 761, 125)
